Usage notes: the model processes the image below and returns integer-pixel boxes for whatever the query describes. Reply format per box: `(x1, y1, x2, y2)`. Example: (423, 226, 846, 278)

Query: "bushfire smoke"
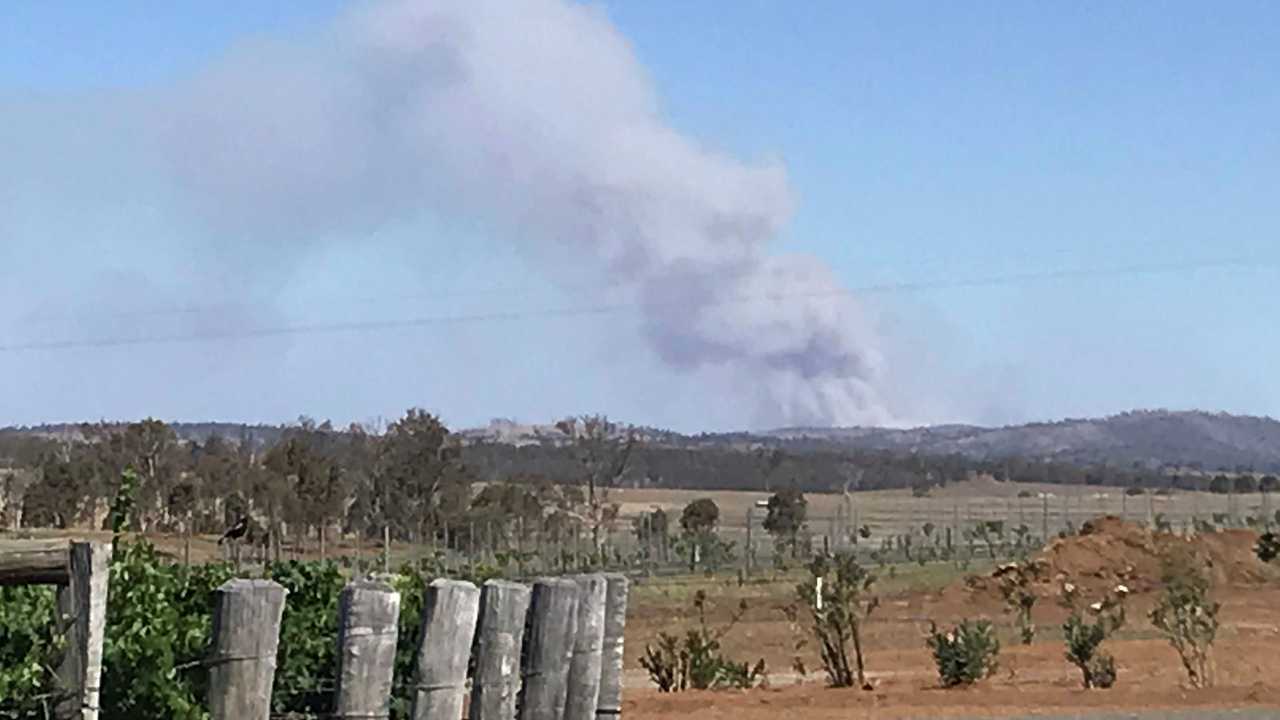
(5, 0, 893, 427)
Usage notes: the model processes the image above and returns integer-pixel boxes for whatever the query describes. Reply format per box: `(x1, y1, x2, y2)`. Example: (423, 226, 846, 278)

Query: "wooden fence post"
(565, 575, 607, 720)
(54, 541, 112, 720)
(518, 578, 580, 720)
(410, 579, 480, 720)
(470, 580, 533, 720)
(207, 579, 288, 720)
(596, 574, 629, 720)
(335, 579, 401, 719)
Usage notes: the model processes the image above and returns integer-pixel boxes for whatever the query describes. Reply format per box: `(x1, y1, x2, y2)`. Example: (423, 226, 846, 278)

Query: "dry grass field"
(613, 476, 1277, 530)
(610, 477, 1277, 562)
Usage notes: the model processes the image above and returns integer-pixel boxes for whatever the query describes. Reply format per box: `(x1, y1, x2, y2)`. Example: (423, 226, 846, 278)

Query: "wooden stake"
(470, 580, 533, 720)
(565, 575, 607, 720)
(518, 578, 580, 720)
(596, 574, 629, 720)
(54, 542, 112, 720)
(335, 579, 401, 719)
(410, 579, 480, 720)
(207, 579, 287, 720)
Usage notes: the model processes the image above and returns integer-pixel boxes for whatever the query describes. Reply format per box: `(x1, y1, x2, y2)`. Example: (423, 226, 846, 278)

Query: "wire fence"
(202, 489, 1277, 584)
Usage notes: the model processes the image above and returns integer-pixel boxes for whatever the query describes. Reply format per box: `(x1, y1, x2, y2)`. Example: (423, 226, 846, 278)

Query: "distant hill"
(10, 422, 286, 449)
(760, 410, 1280, 471)
(9, 410, 1280, 472)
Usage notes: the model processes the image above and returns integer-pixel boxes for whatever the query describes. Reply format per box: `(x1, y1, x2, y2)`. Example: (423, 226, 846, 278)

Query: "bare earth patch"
(625, 518, 1280, 718)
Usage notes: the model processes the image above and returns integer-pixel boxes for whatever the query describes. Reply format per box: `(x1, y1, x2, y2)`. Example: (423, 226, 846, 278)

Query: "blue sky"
(1, 1, 1277, 431)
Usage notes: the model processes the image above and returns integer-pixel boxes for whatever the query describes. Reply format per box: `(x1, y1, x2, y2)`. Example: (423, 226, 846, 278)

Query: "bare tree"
(556, 415, 635, 553)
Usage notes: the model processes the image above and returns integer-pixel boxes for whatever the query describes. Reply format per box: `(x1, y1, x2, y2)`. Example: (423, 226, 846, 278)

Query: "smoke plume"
(7, 0, 893, 427)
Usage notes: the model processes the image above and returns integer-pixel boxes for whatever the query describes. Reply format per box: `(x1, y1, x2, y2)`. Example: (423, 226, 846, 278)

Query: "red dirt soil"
(626, 517, 1280, 718)
(962, 516, 1273, 598)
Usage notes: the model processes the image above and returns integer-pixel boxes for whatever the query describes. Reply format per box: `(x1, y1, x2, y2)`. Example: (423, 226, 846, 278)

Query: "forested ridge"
(3, 410, 1278, 543)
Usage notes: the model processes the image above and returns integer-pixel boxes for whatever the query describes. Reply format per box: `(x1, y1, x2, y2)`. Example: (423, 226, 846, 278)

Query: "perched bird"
(218, 516, 249, 545)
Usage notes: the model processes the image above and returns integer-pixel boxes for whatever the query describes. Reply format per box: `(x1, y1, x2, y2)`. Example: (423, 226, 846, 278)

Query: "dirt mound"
(963, 516, 1271, 598)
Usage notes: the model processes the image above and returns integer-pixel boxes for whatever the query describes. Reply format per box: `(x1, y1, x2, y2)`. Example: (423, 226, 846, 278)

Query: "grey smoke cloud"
(157, 0, 892, 426)
(8, 0, 893, 427)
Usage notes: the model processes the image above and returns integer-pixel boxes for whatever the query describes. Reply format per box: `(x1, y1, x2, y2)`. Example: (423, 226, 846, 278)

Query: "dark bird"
(218, 516, 249, 545)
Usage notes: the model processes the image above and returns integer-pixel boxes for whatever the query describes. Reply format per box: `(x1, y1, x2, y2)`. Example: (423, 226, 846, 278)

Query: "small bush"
(926, 620, 1000, 687)
(1150, 550, 1219, 688)
(0, 585, 64, 718)
(638, 591, 765, 692)
(714, 658, 768, 690)
(639, 633, 684, 692)
(994, 561, 1044, 644)
(1154, 513, 1173, 533)
(789, 552, 878, 689)
(1060, 583, 1128, 689)
(1257, 532, 1280, 564)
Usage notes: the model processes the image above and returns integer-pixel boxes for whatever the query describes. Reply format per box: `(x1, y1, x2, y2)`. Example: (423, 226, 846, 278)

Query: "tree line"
(3, 412, 637, 558)
(3, 412, 1275, 551)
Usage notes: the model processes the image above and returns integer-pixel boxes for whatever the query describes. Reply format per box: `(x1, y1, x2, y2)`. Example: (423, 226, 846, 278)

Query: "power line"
(18, 239, 1249, 323)
(0, 256, 1273, 353)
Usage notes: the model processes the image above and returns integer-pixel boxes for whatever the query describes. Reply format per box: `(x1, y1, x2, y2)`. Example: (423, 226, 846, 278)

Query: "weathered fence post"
(596, 574, 629, 719)
(470, 580, 533, 720)
(55, 541, 112, 720)
(411, 579, 480, 720)
(0, 539, 113, 720)
(207, 579, 288, 720)
(564, 575, 607, 720)
(335, 579, 401, 719)
(518, 578, 580, 720)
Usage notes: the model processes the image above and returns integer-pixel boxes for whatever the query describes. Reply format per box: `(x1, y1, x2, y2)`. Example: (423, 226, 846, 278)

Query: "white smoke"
(10, 0, 888, 427)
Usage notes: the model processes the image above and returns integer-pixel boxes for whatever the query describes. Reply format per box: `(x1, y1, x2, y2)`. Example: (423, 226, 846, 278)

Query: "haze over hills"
(458, 411, 1280, 471)
(8, 410, 1280, 472)
(759, 410, 1280, 471)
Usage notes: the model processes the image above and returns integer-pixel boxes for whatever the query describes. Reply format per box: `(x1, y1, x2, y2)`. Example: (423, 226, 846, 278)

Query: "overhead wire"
(0, 255, 1274, 353)
(15, 235, 1228, 323)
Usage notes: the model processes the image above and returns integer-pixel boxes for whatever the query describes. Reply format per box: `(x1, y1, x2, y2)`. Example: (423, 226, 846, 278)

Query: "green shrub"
(925, 620, 1000, 687)
(638, 591, 765, 692)
(388, 564, 429, 718)
(0, 585, 63, 718)
(269, 560, 346, 717)
(994, 561, 1043, 644)
(99, 539, 233, 720)
(791, 552, 878, 689)
(639, 633, 685, 692)
(1256, 532, 1279, 563)
(1149, 550, 1219, 688)
(1060, 582, 1128, 689)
